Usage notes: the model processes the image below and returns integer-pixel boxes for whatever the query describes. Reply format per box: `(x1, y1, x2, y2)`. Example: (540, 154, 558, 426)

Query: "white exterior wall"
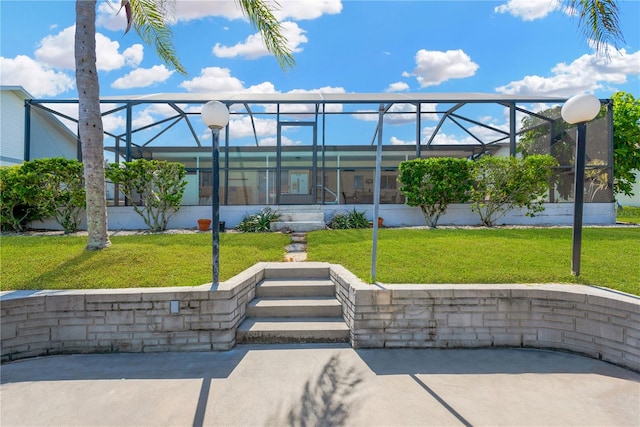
(0, 86, 76, 166)
(29, 108, 77, 160)
(0, 88, 26, 166)
(31, 202, 616, 231)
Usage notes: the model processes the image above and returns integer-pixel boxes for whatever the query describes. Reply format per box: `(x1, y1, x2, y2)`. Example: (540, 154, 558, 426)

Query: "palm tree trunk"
(75, 0, 110, 250)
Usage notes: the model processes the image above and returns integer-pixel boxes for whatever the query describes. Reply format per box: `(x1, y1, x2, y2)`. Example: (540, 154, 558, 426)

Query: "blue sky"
(1, 0, 639, 147)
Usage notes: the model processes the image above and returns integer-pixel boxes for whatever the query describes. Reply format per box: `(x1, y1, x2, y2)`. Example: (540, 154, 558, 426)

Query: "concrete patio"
(1, 344, 638, 426)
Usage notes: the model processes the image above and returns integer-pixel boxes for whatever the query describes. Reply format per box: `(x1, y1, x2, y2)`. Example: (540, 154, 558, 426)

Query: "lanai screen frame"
(23, 92, 614, 206)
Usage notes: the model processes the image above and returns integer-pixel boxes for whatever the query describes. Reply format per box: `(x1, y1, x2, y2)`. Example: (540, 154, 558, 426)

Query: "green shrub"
(470, 155, 558, 226)
(0, 165, 44, 232)
(328, 208, 371, 229)
(398, 157, 472, 228)
(237, 207, 281, 232)
(106, 159, 186, 232)
(22, 158, 85, 233)
(0, 158, 85, 233)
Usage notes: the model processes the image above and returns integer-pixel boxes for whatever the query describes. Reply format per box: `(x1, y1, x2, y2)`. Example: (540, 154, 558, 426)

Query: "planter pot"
(378, 217, 384, 227)
(197, 218, 212, 231)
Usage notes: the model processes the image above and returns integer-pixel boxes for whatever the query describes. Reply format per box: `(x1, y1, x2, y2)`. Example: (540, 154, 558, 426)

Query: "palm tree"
(75, 0, 293, 250)
(75, 1, 109, 250)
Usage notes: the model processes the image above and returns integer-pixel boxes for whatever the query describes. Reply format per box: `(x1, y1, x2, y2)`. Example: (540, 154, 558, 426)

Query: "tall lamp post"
(201, 101, 230, 286)
(561, 94, 601, 276)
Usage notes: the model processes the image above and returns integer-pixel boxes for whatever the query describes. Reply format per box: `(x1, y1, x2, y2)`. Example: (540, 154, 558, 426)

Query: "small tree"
(0, 159, 85, 233)
(398, 158, 472, 228)
(0, 166, 44, 232)
(21, 158, 86, 233)
(470, 155, 558, 226)
(611, 91, 640, 198)
(106, 159, 186, 232)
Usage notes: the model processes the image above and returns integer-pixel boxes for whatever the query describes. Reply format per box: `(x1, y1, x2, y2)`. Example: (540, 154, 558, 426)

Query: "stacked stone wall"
(1, 264, 266, 362)
(330, 265, 640, 372)
(2, 262, 638, 372)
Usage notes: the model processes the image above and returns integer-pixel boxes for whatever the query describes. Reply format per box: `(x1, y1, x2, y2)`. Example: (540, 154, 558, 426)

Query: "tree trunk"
(75, 0, 110, 250)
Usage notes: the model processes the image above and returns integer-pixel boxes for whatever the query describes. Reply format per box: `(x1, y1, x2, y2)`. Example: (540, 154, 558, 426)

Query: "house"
(0, 86, 77, 166)
(16, 91, 618, 229)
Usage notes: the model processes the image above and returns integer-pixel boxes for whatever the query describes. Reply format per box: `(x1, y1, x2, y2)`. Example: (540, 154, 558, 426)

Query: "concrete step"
(270, 221, 325, 232)
(236, 318, 350, 344)
(256, 279, 335, 298)
(247, 297, 343, 318)
(263, 263, 330, 280)
(278, 212, 325, 222)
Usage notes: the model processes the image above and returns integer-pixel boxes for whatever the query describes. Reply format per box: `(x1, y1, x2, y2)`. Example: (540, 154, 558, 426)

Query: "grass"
(617, 206, 640, 224)
(2, 227, 638, 296)
(306, 228, 640, 296)
(0, 233, 289, 290)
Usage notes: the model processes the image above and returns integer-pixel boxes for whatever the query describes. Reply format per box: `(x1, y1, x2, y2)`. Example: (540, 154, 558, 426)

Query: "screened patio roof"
(97, 92, 568, 104)
(27, 92, 600, 163)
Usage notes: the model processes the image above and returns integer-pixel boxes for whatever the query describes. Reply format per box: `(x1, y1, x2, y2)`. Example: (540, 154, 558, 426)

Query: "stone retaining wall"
(2, 262, 639, 372)
(1, 264, 266, 362)
(330, 265, 640, 372)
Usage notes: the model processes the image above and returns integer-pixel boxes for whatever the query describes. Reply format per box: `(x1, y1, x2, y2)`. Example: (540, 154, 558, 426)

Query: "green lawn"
(1, 228, 638, 296)
(307, 228, 640, 296)
(0, 233, 289, 290)
(617, 206, 640, 224)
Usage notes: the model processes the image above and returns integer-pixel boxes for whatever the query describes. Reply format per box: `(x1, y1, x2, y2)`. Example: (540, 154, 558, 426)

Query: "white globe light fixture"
(200, 101, 230, 286)
(561, 93, 601, 277)
(201, 101, 230, 130)
(561, 93, 601, 125)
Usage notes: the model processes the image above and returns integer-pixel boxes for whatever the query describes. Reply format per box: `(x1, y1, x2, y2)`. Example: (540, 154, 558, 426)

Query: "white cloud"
(390, 136, 414, 145)
(96, 1, 128, 31)
(34, 26, 76, 69)
(180, 67, 246, 92)
(174, 1, 247, 22)
(102, 114, 127, 134)
(213, 21, 307, 60)
(97, 38, 143, 71)
(264, 86, 346, 115)
(0, 55, 74, 97)
(275, 0, 343, 20)
(496, 46, 640, 97)
(422, 126, 477, 145)
(258, 135, 301, 146)
(171, 0, 341, 22)
(494, 0, 562, 21)
(245, 82, 278, 93)
(228, 116, 277, 139)
(354, 103, 439, 124)
(385, 81, 409, 92)
(34, 25, 143, 71)
(131, 104, 179, 130)
(111, 65, 175, 89)
(403, 49, 479, 88)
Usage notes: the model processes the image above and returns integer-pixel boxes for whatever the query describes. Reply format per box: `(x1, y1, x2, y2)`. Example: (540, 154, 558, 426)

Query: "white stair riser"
(256, 280, 335, 298)
(270, 221, 325, 232)
(247, 303, 343, 318)
(263, 267, 330, 280)
(278, 213, 325, 222)
(237, 330, 349, 344)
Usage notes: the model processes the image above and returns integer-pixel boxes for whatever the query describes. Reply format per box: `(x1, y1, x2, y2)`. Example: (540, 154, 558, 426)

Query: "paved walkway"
(1, 345, 639, 426)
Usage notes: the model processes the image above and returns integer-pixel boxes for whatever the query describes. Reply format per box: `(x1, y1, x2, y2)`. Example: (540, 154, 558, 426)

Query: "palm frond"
(239, 0, 295, 70)
(568, 0, 625, 56)
(129, 0, 186, 75)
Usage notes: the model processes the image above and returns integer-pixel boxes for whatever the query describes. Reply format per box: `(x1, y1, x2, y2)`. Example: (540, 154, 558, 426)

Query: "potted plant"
(378, 217, 384, 227)
(197, 218, 212, 231)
